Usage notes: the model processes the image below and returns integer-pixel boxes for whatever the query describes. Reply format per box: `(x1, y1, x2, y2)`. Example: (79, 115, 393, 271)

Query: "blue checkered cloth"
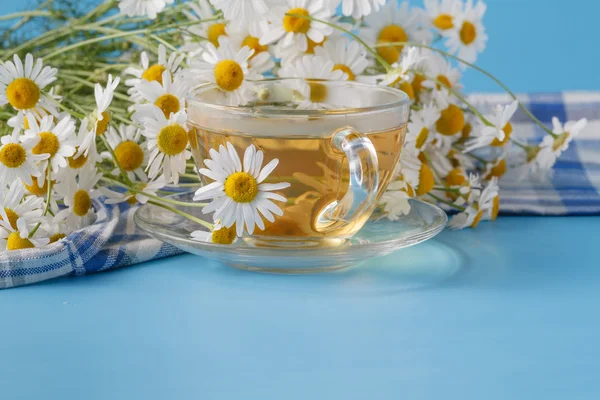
(470, 92, 600, 215)
(1, 91, 599, 289)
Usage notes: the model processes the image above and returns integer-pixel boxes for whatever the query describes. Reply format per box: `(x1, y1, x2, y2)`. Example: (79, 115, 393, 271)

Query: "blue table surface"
(2, 1, 600, 399)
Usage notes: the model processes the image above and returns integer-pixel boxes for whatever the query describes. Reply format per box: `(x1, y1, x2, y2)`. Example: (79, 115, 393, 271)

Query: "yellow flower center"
(412, 74, 426, 98)
(6, 77, 40, 110)
(142, 64, 167, 83)
(0, 143, 27, 168)
(445, 168, 466, 186)
(1, 208, 19, 230)
(376, 25, 408, 65)
(309, 81, 328, 103)
(211, 225, 237, 244)
(96, 111, 111, 136)
(416, 127, 429, 148)
(68, 151, 88, 169)
(461, 122, 473, 141)
(417, 163, 435, 196)
(154, 94, 181, 118)
(553, 132, 570, 151)
(214, 60, 244, 92)
(157, 124, 188, 156)
(486, 159, 507, 179)
(127, 195, 139, 205)
(491, 122, 512, 147)
(242, 36, 268, 59)
(306, 37, 325, 54)
(436, 104, 465, 136)
(49, 233, 66, 243)
(397, 80, 415, 100)
(433, 14, 454, 30)
(73, 189, 92, 217)
(114, 140, 144, 171)
(7, 232, 35, 251)
(332, 64, 355, 81)
(526, 146, 541, 162)
(436, 74, 452, 90)
(207, 23, 228, 47)
(283, 8, 311, 33)
(492, 196, 500, 220)
(24, 175, 49, 196)
(471, 209, 484, 228)
(224, 172, 259, 203)
(460, 21, 477, 45)
(32, 131, 60, 157)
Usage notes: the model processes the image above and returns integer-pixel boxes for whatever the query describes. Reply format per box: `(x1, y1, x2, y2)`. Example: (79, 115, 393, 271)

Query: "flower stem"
(0, 10, 52, 21)
(148, 200, 214, 230)
(44, 17, 220, 60)
(100, 177, 207, 208)
(427, 193, 466, 212)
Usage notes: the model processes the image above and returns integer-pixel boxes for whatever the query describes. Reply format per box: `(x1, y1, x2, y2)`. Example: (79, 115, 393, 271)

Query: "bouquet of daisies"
(0, 0, 587, 251)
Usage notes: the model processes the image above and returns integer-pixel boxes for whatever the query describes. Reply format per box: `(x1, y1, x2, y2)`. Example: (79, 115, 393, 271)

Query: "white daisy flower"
(228, 26, 276, 78)
(396, 144, 422, 190)
(54, 165, 102, 230)
(332, 0, 388, 19)
(420, 52, 463, 93)
(444, 0, 487, 65)
(118, 0, 174, 19)
(131, 71, 190, 119)
(137, 108, 191, 184)
(0, 127, 49, 186)
(89, 74, 120, 139)
(102, 124, 148, 181)
(101, 174, 166, 205)
(193, 143, 291, 237)
(0, 219, 49, 251)
(0, 53, 58, 119)
(380, 179, 412, 220)
(23, 114, 76, 181)
(182, 0, 226, 55)
(406, 103, 442, 150)
(211, 0, 269, 31)
(448, 177, 498, 229)
(0, 181, 45, 234)
(71, 117, 99, 168)
(124, 44, 184, 103)
(189, 36, 257, 106)
(535, 117, 588, 171)
(260, 0, 335, 54)
(463, 100, 519, 152)
(40, 214, 71, 244)
(424, 0, 462, 32)
(191, 223, 238, 245)
(362, 1, 432, 66)
(377, 46, 422, 87)
(314, 37, 370, 82)
(272, 15, 351, 66)
(277, 54, 346, 109)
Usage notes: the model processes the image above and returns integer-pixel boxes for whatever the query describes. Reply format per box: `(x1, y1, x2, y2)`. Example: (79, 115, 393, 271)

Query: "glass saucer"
(134, 193, 447, 273)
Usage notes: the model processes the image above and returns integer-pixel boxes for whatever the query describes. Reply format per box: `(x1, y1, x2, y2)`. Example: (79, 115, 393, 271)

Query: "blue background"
(2, 1, 600, 399)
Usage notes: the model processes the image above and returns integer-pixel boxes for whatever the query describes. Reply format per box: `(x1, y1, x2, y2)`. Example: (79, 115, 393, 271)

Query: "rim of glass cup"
(186, 78, 410, 117)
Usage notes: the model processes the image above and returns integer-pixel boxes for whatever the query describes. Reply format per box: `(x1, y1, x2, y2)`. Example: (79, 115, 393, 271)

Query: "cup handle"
(317, 127, 380, 229)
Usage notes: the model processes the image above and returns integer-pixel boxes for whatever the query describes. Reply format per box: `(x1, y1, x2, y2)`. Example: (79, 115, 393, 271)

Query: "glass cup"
(187, 78, 410, 246)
